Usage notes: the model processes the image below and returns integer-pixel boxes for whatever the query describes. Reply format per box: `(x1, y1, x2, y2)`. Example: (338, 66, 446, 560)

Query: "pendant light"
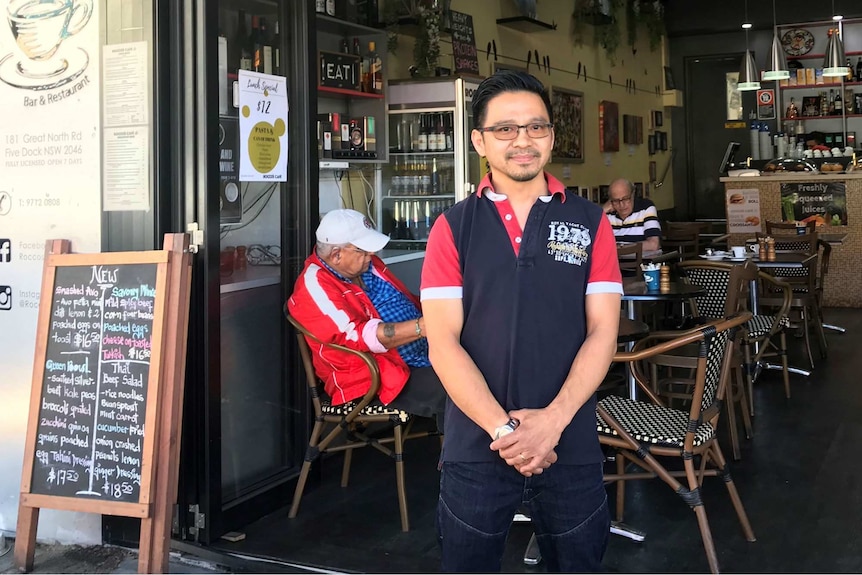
(823, 3, 849, 77)
(736, 0, 760, 92)
(738, 0, 760, 91)
(763, 0, 789, 80)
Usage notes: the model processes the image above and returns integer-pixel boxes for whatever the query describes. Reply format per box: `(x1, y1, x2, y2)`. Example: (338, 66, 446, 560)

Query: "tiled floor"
(209, 308, 862, 573)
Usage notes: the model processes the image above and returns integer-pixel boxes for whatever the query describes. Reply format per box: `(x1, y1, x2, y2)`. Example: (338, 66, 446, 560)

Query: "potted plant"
(383, 0, 445, 77)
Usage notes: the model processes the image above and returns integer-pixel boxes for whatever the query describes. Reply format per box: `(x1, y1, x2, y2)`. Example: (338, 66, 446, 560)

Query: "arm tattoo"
(383, 323, 396, 339)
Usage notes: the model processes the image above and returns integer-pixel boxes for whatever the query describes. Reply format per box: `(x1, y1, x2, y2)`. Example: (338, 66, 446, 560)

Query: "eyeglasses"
(476, 123, 554, 140)
(610, 196, 633, 205)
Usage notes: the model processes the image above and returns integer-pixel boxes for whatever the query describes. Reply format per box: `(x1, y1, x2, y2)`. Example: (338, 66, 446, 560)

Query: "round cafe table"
(620, 277, 706, 398)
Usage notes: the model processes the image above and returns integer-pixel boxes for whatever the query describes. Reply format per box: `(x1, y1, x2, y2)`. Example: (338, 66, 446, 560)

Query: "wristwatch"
(493, 418, 520, 440)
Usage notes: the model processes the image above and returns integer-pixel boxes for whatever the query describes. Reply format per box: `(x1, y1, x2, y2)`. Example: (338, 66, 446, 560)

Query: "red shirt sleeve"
(587, 215, 624, 295)
(420, 216, 463, 300)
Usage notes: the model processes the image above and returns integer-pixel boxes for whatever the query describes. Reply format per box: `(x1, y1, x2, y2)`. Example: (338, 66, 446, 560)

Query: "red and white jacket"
(287, 252, 418, 405)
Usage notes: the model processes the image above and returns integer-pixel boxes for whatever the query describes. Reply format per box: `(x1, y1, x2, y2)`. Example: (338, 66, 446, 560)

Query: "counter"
(721, 173, 860, 307)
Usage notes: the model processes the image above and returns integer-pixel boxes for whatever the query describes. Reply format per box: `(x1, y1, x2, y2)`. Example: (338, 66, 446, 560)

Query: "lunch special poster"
(780, 182, 848, 226)
(726, 188, 762, 233)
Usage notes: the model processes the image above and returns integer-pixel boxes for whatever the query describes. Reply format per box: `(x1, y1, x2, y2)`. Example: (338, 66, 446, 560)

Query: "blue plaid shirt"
(360, 268, 430, 368)
(318, 256, 430, 367)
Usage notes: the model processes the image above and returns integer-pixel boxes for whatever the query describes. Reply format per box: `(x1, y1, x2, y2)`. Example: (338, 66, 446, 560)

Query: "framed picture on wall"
(599, 184, 610, 203)
(579, 186, 589, 198)
(648, 160, 657, 182)
(633, 182, 644, 199)
(644, 182, 651, 199)
(648, 134, 657, 155)
(653, 110, 663, 128)
(590, 187, 600, 203)
(550, 86, 584, 163)
(726, 72, 743, 121)
(599, 100, 620, 152)
(656, 130, 668, 151)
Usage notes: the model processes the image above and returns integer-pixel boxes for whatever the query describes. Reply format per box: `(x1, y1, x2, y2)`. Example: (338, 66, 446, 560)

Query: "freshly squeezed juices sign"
(238, 70, 288, 181)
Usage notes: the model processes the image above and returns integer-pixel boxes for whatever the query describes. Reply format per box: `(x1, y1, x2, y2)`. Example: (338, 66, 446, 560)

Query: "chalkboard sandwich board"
(22, 250, 170, 516)
(15, 235, 193, 574)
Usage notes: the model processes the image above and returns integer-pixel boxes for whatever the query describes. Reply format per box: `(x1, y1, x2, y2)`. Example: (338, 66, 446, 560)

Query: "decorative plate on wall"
(781, 28, 815, 56)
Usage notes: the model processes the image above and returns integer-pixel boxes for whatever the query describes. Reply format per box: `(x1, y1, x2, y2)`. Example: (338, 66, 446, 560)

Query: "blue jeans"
(437, 459, 609, 573)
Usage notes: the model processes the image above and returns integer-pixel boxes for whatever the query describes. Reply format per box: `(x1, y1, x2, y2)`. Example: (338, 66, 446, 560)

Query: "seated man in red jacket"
(287, 209, 446, 428)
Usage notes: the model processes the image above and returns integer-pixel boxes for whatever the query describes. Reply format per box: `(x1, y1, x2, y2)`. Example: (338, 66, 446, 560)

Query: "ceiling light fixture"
(823, 0, 850, 77)
(738, 0, 760, 91)
(763, 0, 789, 81)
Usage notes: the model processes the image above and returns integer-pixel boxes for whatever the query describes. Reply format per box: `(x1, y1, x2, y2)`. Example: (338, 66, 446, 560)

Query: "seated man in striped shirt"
(602, 178, 662, 251)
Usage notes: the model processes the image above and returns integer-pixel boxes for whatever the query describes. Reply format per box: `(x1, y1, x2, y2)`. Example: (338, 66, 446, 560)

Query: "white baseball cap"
(316, 209, 390, 252)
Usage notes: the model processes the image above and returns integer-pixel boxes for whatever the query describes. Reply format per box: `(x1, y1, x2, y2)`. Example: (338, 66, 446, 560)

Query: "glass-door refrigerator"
(380, 77, 482, 249)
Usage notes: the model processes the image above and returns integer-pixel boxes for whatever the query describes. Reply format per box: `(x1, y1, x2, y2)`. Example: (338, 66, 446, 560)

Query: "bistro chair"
(598, 313, 755, 574)
(661, 222, 703, 261)
(617, 242, 643, 275)
(285, 313, 434, 532)
(756, 232, 826, 368)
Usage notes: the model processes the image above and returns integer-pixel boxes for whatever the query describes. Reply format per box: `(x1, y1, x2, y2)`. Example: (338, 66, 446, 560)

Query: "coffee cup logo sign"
(1, 0, 93, 93)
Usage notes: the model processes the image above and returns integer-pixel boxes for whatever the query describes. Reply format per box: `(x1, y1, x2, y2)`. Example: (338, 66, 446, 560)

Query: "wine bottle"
(238, 11, 252, 71)
(417, 114, 428, 152)
(835, 89, 843, 115)
(445, 112, 454, 151)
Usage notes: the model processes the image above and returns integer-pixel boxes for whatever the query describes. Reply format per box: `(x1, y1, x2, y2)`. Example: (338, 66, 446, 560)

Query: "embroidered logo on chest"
(546, 221, 590, 265)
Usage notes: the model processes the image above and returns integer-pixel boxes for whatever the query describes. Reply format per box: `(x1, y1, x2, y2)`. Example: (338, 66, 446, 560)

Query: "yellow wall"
(384, 0, 676, 211)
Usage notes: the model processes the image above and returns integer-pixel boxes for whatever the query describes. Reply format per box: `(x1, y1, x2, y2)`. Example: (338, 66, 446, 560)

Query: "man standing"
(603, 178, 662, 251)
(421, 71, 622, 572)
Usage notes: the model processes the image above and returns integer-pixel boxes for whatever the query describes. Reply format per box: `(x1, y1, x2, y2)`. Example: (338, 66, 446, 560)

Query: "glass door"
(173, 0, 314, 544)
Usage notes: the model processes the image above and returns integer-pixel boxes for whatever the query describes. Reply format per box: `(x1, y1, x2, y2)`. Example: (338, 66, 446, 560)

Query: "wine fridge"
(378, 77, 482, 249)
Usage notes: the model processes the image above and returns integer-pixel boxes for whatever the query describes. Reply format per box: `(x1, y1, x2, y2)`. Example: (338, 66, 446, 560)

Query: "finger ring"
(519, 453, 527, 462)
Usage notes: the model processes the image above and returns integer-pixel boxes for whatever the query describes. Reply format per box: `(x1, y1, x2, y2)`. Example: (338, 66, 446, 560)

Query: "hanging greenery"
(383, 0, 442, 76)
(571, 0, 624, 64)
(573, 0, 665, 62)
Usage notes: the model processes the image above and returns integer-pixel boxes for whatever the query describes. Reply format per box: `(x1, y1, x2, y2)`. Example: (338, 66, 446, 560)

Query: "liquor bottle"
(340, 37, 349, 54)
(424, 201, 432, 239)
(413, 201, 420, 239)
(403, 200, 413, 239)
(237, 11, 252, 71)
(786, 97, 798, 119)
(835, 89, 843, 115)
(847, 58, 854, 82)
(251, 16, 264, 72)
(857, 57, 862, 83)
(315, 0, 326, 14)
(368, 41, 383, 94)
(326, 0, 336, 17)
